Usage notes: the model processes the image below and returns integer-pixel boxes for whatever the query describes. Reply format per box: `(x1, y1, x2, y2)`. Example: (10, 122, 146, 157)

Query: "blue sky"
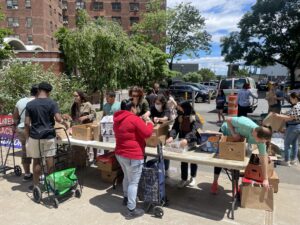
(167, 0, 256, 75)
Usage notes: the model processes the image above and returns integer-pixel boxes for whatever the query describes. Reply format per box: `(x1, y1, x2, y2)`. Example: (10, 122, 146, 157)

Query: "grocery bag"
(46, 168, 78, 195)
(241, 184, 274, 211)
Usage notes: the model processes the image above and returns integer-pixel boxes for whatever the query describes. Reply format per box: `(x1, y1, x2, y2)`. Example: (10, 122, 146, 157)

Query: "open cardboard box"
(72, 123, 100, 141)
(146, 121, 172, 147)
(219, 136, 246, 161)
(263, 113, 286, 132)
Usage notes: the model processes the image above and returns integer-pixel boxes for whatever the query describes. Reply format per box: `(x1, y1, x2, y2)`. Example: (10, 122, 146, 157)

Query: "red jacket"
(113, 110, 153, 160)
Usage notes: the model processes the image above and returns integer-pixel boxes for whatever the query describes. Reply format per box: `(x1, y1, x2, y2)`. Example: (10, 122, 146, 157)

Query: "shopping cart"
(32, 127, 82, 208)
(138, 143, 167, 218)
(0, 124, 22, 177)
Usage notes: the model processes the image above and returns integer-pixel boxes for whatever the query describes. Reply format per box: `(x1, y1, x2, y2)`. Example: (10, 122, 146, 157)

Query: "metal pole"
(192, 91, 195, 108)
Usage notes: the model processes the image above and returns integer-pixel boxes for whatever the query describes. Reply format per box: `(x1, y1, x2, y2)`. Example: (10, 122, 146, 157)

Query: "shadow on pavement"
(164, 182, 232, 221)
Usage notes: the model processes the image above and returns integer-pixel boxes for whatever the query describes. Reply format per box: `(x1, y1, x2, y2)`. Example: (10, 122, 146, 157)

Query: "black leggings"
(181, 162, 197, 181)
(214, 167, 222, 175)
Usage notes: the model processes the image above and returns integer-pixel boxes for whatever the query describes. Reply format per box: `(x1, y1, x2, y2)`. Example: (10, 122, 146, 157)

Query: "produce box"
(146, 121, 171, 147)
(263, 113, 286, 132)
(244, 161, 274, 182)
(96, 152, 120, 172)
(219, 136, 246, 161)
(72, 123, 100, 141)
(269, 171, 279, 193)
(101, 169, 122, 183)
(100, 116, 114, 136)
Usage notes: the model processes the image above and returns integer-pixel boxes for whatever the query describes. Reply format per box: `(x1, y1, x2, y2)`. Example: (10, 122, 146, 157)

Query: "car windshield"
(234, 79, 246, 89)
(220, 80, 232, 89)
(220, 79, 246, 89)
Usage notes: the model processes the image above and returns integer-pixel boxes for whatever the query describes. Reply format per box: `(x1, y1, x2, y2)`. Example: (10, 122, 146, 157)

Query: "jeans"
(181, 162, 197, 181)
(164, 159, 170, 171)
(116, 155, 143, 210)
(238, 105, 250, 117)
(284, 124, 300, 162)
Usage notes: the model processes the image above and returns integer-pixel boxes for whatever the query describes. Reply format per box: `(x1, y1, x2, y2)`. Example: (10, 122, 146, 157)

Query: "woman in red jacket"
(114, 99, 154, 219)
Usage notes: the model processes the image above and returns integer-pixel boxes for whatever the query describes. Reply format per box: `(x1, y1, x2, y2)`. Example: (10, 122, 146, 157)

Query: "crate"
(199, 132, 222, 153)
(146, 121, 171, 147)
(219, 136, 246, 161)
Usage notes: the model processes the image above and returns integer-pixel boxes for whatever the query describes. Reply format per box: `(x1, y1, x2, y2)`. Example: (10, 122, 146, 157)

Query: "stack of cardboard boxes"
(96, 152, 122, 183)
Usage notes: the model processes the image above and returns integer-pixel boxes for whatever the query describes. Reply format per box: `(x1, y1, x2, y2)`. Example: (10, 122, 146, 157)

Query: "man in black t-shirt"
(25, 82, 65, 187)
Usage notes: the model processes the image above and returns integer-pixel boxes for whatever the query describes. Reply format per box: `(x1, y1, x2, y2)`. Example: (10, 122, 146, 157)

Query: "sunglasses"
(131, 94, 139, 98)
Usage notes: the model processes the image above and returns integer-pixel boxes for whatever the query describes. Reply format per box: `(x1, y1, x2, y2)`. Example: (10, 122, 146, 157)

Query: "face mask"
(155, 104, 162, 111)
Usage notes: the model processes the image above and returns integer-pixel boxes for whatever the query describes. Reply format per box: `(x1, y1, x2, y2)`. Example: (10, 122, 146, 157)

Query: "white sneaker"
(165, 170, 170, 178)
(290, 160, 298, 166)
(281, 161, 291, 167)
(189, 177, 196, 187)
(177, 180, 190, 188)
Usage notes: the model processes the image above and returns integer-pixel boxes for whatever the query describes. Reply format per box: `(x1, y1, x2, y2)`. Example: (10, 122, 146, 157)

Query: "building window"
(129, 3, 139, 12)
(26, 17, 32, 28)
(50, 21, 53, 31)
(58, 13, 63, 23)
(93, 2, 103, 11)
(27, 35, 33, 44)
(76, 0, 85, 9)
(112, 2, 121, 11)
(7, 17, 19, 27)
(62, 0, 67, 10)
(7, 0, 18, 9)
(130, 17, 139, 26)
(112, 16, 121, 25)
(25, 0, 31, 8)
(49, 5, 52, 15)
(51, 38, 55, 48)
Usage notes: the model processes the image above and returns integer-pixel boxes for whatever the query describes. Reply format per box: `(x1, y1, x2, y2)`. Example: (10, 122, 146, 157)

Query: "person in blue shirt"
(210, 116, 272, 194)
(237, 83, 258, 117)
(103, 91, 121, 116)
(216, 89, 226, 123)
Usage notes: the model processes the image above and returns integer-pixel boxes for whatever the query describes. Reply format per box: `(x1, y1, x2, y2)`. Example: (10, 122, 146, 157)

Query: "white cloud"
(176, 56, 229, 75)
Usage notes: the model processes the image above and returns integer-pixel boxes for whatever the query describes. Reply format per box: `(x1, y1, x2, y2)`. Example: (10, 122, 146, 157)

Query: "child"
(216, 89, 226, 123)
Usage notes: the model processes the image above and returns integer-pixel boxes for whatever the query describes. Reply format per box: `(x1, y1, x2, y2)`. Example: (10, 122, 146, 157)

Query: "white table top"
(61, 138, 249, 171)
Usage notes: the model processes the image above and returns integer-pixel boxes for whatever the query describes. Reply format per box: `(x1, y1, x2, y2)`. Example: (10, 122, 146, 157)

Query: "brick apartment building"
(0, 0, 166, 51)
(0, 0, 63, 51)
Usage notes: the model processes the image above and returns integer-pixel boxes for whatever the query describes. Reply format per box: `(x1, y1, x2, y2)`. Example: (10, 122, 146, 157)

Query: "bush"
(0, 60, 86, 114)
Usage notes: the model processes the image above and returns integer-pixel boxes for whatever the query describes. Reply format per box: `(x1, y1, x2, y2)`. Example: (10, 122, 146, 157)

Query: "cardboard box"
(54, 122, 70, 140)
(263, 113, 286, 132)
(72, 123, 100, 141)
(269, 171, 279, 193)
(146, 121, 171, 147)
(100, 116, 114, 136)
(219, 136, 246, 161)
(96, 152, 120, 172)
(101, 169, 122, 183)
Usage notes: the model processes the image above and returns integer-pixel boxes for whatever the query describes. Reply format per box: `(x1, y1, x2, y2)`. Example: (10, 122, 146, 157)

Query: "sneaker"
(126, 208, 144, 219)
(281, 161, 291, 167)
(189, 177, 196, 187)
(23, 173, 33, 182)
(122, 197, 128, 206)
(210, 181, 218, 194)
(290, 160, 298, 166)
(177, 180, 190, 188)
(165, 170, 170, 178)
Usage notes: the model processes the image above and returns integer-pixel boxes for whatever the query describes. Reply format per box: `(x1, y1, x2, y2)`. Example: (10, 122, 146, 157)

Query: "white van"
(218, 77, 258, 112)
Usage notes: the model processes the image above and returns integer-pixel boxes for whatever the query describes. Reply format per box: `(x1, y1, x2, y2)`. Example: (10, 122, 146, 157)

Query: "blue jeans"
(116, 155, 143, 210)
(284, 124, 300, 162)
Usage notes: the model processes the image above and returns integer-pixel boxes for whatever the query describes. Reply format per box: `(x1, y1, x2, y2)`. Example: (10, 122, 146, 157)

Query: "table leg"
(230, 169, 240, 220)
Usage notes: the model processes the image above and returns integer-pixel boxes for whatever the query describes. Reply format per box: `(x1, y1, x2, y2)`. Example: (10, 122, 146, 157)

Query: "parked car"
(187, 82, 216, 99)
(218, 77, 258, 112)
(169, 83, 209, 103)
(199, 81, 218, 90)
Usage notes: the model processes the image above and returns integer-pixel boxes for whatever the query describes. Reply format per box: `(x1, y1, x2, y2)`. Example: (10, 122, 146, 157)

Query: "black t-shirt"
(150, 106, 170, 119)
(26, 98, 59, 139)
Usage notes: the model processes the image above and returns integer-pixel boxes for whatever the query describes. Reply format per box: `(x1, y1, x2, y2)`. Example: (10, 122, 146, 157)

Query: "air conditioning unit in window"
(13, 6, 18, 9)
(12, 22, 19, 27)
(28, 41, 33, 44)
(133, 7, 139, 12)
(63, 20, 68, 24)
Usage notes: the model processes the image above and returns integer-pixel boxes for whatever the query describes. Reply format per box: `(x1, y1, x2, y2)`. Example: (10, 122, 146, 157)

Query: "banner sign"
(0, 115, 22, 149)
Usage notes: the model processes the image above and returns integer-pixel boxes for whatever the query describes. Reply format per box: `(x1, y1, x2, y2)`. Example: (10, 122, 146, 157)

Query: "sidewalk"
(1, 158, 300, 225)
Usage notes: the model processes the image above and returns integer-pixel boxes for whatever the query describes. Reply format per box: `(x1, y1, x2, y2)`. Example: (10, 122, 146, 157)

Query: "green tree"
(0, 60, 85, 114)
(132, 2, 211, 70)
(183, 72, 202, 83)
(197, 68, 216, 81)
(0, 8, 13, 60)
(76, 9, 90, 28)
(221, 0, 300, 89)
(235, 68, 249, 78)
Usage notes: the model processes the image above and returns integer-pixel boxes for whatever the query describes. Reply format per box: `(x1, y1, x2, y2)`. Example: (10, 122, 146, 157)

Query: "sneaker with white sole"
(22, 173, 33, 182)
(177, 180, 190, 188)
(290, 160, 298, 166)
(189, 177, 196, 187)
(281, 161, 291, 167)
(126, 208, 144, 219)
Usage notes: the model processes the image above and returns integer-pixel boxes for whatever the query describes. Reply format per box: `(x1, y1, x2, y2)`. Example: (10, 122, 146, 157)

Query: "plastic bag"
(46, 168, 78, 195)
